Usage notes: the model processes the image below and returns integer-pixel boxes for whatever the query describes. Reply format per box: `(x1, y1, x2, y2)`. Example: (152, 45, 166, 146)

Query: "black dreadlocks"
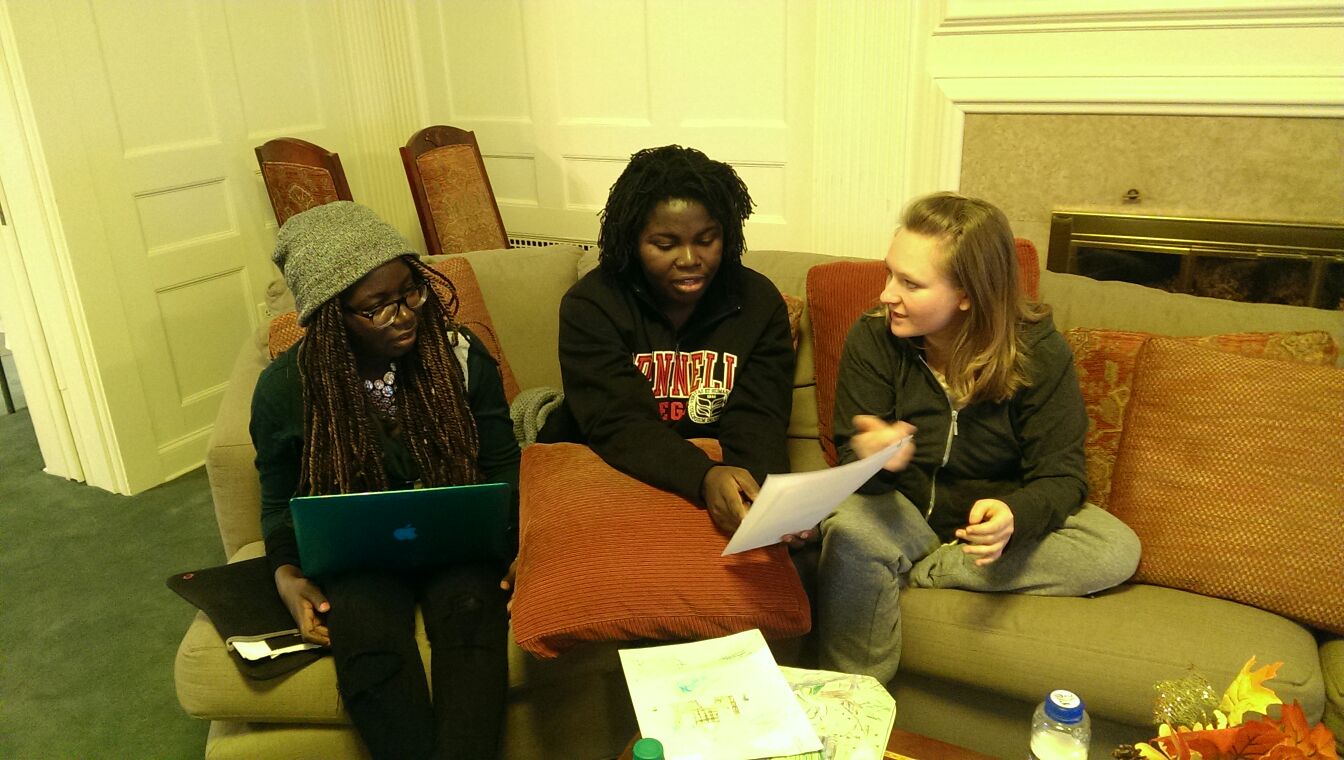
(596, 145, 754, 279)
(295, 256, 481, 496)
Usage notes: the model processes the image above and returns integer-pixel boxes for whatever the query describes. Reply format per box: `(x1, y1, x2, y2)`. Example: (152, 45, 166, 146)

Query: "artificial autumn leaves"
(1135, 658, 1337, 760)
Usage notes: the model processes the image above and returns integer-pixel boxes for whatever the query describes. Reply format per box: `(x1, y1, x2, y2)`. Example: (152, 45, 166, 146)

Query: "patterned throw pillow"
(265, 256, 520, 402)
(510, 440, 812, 659)
(781, 292, 804, 351)
(1064, 329, 1337, 508)
(807, 239, 1041, 466)
(1107, 337, 1344, 635)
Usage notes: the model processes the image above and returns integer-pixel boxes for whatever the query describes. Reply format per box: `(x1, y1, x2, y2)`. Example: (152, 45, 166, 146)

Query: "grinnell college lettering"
(632, 349, 740, 424)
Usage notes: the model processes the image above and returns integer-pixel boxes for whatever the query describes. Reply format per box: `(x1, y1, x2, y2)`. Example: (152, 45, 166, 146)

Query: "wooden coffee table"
(617, 727, 996, 759)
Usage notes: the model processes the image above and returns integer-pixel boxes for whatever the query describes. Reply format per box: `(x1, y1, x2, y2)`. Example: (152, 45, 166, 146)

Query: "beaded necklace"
(363, 361, 397, 417)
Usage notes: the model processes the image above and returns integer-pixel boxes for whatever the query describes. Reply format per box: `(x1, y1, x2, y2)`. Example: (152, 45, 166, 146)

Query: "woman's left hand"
(955, 499, 1014, 566)
(499, 557, 518, 615)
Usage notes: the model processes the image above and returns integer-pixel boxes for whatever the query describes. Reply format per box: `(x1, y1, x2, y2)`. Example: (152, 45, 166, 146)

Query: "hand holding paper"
(722, 434, 913, 555)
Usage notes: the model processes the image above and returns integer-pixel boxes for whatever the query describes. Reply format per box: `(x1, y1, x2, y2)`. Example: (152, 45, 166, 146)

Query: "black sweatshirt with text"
(549, 264, 794, 503)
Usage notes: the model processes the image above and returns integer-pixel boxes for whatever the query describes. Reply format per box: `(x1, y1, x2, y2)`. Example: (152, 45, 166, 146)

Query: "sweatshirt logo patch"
(633, 349, 740, 424)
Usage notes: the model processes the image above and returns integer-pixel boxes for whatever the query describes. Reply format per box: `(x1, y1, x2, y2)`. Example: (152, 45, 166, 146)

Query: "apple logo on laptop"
(393, 523, 418, 542)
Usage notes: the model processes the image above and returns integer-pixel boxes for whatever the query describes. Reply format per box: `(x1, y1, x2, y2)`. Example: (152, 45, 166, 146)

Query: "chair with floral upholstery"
(400, 125, 509, 255)
(254, 138, 353, 227)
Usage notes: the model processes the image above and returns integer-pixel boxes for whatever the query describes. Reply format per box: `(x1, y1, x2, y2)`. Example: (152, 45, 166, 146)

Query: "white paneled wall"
(411, 0, 815, 250)
(332, 0, 424, 245)
(810, 1, 915, 260)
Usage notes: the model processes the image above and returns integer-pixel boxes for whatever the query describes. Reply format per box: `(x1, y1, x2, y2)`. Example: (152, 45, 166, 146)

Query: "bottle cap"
(633, 737, 665, 760)
(1044, 689, 1085, 724)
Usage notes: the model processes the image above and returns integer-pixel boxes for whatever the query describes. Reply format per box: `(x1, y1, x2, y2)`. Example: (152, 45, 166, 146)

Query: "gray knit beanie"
(273, 201, 415, 325)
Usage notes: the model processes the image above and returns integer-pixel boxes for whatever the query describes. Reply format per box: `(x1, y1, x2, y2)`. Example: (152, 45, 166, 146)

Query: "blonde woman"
(816, 193, 1139, 682)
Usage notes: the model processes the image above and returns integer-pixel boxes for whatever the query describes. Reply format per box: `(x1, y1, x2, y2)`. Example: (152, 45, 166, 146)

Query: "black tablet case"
(167, 556, 325, 680)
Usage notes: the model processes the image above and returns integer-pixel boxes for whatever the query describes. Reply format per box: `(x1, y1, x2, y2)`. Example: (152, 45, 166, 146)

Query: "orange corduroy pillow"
(510, 440, 812, 659)
(265, 256, 520, 402)
(807, 238, 1040, 465)
(1064, 328, 1337, 509)
(1107, 337, 1344, 635)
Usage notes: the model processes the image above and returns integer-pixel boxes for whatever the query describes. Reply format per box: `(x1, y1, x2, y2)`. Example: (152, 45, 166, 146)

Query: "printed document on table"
(723, 436, 911, 556)
(619, 629, 821, 760)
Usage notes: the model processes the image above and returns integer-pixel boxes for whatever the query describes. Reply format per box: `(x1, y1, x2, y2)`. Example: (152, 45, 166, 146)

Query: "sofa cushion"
(426, 256, 520, 401)
(807, 239, 1040, 465)
(1321, 638, 1344, 750)
(175, 541, 629, 721)
(900, 583, 1325, 728)
(1107, 338, 1344, 635)
(1064, 328, 1338, 509)
(1040, 269, 1344, 356)
(510, 441, 812, 659)
(444, 245, 587, 392)
(264, 257, 520, 401)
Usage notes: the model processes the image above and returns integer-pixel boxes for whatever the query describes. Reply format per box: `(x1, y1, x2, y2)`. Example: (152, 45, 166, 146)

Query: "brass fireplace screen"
(1046, 212, 1344, 311)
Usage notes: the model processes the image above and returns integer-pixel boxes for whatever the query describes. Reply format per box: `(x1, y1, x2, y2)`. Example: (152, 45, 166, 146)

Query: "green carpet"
(0, 410, 222, 758)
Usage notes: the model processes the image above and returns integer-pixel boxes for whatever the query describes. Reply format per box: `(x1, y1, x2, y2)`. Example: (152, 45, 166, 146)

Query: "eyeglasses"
(343, 282, 429, 328)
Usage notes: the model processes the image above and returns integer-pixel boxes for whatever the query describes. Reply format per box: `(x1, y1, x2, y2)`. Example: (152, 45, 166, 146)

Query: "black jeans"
(324, 563, 508, 760)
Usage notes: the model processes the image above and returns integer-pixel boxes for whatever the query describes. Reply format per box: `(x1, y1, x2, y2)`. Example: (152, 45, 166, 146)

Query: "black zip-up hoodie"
(833, 312, 1087, 544)
(548, 263, 794, 503)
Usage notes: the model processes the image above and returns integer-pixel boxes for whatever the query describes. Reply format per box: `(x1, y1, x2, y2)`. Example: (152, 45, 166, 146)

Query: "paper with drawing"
(619, 629, 821, 760)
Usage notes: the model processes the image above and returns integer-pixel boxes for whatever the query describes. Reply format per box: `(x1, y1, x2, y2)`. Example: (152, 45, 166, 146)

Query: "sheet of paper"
(230, 635, 321, 661)
(722, 436, 910, 556)
(619, 629, 822, 760)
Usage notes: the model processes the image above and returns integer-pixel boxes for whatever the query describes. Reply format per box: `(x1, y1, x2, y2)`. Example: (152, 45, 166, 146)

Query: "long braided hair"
(295, 256, 481, 495)
(597, 145, 754, 280)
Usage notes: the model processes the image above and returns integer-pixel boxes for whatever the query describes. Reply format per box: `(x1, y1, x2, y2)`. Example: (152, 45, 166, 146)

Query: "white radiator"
(506, 234, 596, 251)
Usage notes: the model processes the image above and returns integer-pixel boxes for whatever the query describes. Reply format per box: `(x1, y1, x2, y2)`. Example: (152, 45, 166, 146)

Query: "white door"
(4, 0, 357, 492)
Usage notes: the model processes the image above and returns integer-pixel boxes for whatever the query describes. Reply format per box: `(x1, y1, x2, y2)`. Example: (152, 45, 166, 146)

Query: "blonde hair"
(900, 192, 1048, 404)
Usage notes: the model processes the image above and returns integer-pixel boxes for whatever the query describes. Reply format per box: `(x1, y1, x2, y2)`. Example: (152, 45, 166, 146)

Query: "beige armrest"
(205, 332, 270, 558)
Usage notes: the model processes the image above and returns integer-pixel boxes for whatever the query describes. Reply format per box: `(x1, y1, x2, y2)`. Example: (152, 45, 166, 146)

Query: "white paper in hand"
(722, 436, 911, 556)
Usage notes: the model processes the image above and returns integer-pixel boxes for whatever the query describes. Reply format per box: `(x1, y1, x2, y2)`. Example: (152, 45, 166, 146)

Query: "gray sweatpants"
(815, 490, 1140, 684)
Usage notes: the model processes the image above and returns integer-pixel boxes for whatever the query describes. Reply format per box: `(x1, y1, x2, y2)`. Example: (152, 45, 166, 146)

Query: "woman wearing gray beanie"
(251, 201, 519, 759)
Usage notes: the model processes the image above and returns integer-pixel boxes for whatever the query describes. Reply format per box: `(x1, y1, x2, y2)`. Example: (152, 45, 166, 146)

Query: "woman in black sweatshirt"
(539, 145, 794, 533)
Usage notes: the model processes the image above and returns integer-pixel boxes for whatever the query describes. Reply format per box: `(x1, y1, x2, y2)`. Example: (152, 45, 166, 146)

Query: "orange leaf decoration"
(1152, 731, 1198, 760)
(1229, 721, 1288, 756)
(1138, 662, 1338, 760)
(1270, 702, 1339, 759)
(1183, 733, 1230, 758)
(1219, 657, 1282, 725)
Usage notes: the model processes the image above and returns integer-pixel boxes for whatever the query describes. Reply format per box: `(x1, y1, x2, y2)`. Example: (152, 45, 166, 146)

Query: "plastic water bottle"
(1029, 689, 1090, 760)
(632, 737, 665, 760)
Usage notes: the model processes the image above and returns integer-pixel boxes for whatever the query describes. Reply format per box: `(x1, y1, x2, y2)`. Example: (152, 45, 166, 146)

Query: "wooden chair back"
(255, 138, 353, 227)
(400, 126, 509, 255)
